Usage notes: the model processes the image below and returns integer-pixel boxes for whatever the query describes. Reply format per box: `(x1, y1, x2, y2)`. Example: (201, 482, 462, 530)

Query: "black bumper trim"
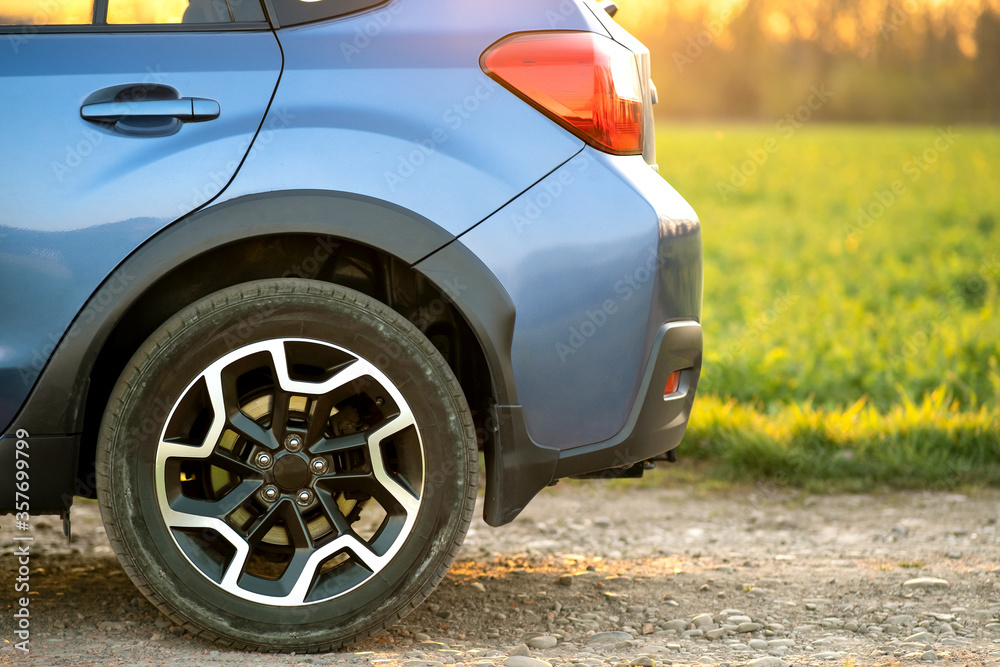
(482, 320, 701, 526)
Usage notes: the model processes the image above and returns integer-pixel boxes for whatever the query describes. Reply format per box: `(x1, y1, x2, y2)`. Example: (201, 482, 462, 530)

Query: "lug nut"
(310, 458, 328, 475)
(284, 434, 303, 452)
(261, 485, 279, 503)
(296, 489, 313, 506)
(254, 452, 273, 469)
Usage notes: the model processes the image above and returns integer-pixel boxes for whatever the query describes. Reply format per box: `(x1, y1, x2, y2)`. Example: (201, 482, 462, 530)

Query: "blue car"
(0, 0, 702, 651)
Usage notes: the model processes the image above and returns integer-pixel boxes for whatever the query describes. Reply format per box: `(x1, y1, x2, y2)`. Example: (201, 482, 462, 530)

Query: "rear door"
(0, 0, 282, 430)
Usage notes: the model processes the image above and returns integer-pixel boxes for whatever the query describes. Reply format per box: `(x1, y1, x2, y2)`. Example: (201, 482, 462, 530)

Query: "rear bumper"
(482, 320, 701, 526)
(553, 320, 702, 478)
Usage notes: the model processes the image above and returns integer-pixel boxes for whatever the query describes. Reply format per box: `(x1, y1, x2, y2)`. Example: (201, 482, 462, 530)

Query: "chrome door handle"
(81, 97, 220, 122)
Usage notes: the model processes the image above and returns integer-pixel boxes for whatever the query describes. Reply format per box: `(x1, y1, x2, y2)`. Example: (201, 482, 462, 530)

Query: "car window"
(0, 0, 93, 25)
(270, 0, 387, 27)
(107, 0, 265, 24)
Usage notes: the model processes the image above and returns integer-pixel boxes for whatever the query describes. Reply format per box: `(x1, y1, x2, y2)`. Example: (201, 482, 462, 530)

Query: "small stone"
(811, 652, 840, 660)
(985, 623, 1000, 633)
(585, 631, 633, 645)
(471, 581, 486, 593)
(527, 635, 558, 650)
(509, 644, 531, 657)
(557, 575, 574, 587)
(748, 658, 789, 667)
(844, 621, 860, 632)
(885, 614, 916, 627)
(691, 613, 714, 628)
(903, 578, 950, 590)
(921, 650, 938, 662)
(641, 623, 655, 635)
(905, 631, 931, 643)
(504, 658, 550, 667)
(631, 658, 655, 667)
(737, 623, 762, 633)
(749, 639, 769, 649)
(705, 629, 726, 640)
(664, 619, 689, 632)
(414, 632, 431, 642)
(403, 662, 444, 667)
(727, 615, 752, 624)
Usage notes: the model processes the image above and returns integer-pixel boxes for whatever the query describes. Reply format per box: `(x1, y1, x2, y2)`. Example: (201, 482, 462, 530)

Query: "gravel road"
(3, 479, 1000, 666)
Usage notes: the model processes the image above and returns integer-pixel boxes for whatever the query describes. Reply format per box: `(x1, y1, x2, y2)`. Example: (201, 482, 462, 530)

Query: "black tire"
(96, 279, 477, 652)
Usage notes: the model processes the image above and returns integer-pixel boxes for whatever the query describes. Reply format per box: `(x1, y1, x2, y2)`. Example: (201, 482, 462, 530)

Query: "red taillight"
(482, 31, 644, 156)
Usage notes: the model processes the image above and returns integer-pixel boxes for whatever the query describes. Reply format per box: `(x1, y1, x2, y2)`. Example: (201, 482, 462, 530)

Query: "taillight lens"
(482, 31, 644, 156)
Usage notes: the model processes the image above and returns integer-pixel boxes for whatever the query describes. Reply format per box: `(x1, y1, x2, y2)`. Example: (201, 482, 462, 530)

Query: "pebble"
(885, 615, 916, 627)
(811, 651, 841, 660)
(692, 613, 714, 628)
(631, 658, 654, 667)
(508, 644, 531, 657)
(664, 619, 689, 632)
(749, 639, 769, 649)
(748, 658, 789, 667)
(904, 631, 931, 642)
(526, 635, 558, 650)
(705, 629, 726, 640)
(903, 578, 950, 589)
(737, 622, 762, 633)
(986, 623, 1000, 633)
(414, 632, 431, 642)
(921, 650, 938, 662)
(585, 631, 633, 645)
(504, 658, 550, 667)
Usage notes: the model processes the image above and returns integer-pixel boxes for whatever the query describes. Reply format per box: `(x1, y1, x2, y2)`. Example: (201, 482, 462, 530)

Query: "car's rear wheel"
(96, 279, 477, 651)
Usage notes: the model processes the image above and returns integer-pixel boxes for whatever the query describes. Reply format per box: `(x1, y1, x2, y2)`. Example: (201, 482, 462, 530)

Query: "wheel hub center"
(272, 454, 310, 492)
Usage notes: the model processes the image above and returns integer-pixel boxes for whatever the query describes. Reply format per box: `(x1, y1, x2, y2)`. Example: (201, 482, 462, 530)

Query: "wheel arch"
(12, 190, 518, 509)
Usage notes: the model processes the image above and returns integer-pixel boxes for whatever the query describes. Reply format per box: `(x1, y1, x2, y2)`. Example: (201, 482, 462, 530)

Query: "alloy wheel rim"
(153, 338, 425, 606)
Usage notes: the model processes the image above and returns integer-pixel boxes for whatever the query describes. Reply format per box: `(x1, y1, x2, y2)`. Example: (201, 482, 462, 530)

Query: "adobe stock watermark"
(20, 268, 136, 388)
(338, 2, 404, 62)
(384, 78, 499, 192)
(6, 0, 82, 53)
(511, 152, 593, 233)
(555, 244, 671, 363)
(888, 252, 998, 373)
(178, 107, 296, 216)
(544, 0, 584, 28)
(50, 66, 169, 184)
(879, 0, 923, 40)
(843, 127, 959, 248)
(672, 4, 741, 72)
(699, 289, 799, 392)
(10, 428, 33, 654)
(716, 85, 833, 201)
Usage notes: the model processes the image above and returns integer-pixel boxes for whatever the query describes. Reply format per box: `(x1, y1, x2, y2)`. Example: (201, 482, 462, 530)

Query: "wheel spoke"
(229, 410, 277, 450)
(311, 432, 367, 456)
(274, 356, 371, 398)
(316, 487, 354, 536)
(245, 499, 291, 547)
(304, 394, 336, 448)
(169, 478, 262, 521)
(367, 411, 419, 515)
(208, 449, 261, 479)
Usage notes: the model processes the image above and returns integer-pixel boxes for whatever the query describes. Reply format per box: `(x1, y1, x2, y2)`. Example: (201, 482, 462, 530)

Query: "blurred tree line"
(618, 0, 1000, 123)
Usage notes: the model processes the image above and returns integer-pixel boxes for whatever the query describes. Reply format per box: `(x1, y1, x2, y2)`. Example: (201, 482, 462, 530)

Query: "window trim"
(0, 0, 271, 32)
(0, 22, 270, 34)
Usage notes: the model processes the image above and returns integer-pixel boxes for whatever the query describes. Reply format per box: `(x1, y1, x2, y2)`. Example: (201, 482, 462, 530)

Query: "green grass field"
(654, 124, 1000, 489)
